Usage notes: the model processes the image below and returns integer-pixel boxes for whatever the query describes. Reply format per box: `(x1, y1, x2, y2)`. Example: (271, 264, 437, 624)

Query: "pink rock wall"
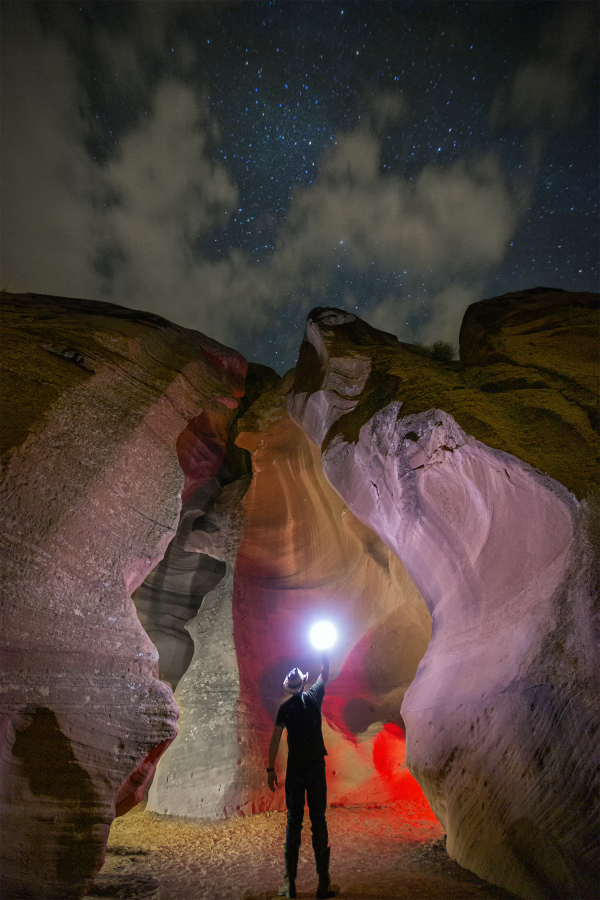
(0, 292, 246, 898)
(288, 305, 599, 899)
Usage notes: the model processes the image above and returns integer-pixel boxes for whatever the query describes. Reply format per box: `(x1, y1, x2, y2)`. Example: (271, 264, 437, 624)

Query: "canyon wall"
(148, 370, 435, 820)
(3, 287, 598, 900)
(130, 363, 279, 693)
(288, 289, 599, 900)
(0, 292, 246, 898)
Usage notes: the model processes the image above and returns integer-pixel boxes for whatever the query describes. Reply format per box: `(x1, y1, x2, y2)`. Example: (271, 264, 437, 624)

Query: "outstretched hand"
(267, 771, 278, 792)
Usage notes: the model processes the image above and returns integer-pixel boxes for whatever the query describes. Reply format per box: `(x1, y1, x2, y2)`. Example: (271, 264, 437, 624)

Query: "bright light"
(310, 621, 337, 650)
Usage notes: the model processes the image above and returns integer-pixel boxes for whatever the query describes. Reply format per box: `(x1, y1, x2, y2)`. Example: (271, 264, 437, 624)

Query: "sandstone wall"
(130, 363, 279, 694)
(3, 287, 597, 899)
(0, 292, 246, 899)
(147, 372, 437, 821)
(288, 293, 599, 899)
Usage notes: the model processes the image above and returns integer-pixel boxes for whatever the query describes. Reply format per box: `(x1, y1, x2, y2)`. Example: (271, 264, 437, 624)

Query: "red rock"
(114, 736, 175, 817)
(0, 292, 246, 899)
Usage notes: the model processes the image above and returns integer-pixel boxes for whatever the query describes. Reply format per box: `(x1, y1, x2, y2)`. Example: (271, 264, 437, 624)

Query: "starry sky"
(2, 1, 598, 373)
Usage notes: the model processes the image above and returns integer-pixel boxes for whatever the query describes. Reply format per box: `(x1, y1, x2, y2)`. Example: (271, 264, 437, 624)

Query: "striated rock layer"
(131, 364, 279, 693)
(148, 372, 436, 820)
(288, 291, 599, 900)
(0, 292, 246, 899)
(146, 471, 255, 819)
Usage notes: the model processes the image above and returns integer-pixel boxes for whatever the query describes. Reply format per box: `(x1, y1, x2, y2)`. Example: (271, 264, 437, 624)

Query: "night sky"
(2, 1, 598, 373)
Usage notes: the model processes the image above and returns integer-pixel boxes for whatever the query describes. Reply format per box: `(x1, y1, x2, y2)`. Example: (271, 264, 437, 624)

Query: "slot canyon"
(1, 287, 598, 900)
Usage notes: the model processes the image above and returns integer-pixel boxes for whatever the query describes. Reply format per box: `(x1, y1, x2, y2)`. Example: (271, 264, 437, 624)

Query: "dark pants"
(285, 757, 329, 854)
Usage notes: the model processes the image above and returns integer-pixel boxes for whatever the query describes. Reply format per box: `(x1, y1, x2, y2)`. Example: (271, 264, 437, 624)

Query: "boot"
(315, 846, 339, 899)
(278, 843, 299, 899)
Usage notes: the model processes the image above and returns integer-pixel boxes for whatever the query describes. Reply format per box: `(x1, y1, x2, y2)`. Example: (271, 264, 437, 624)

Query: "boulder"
(0, 292, 246, 898)
(288, 291, 599, 899)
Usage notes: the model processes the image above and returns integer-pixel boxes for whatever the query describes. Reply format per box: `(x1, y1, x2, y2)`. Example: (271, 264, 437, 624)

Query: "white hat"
(283, 667, 308, 694)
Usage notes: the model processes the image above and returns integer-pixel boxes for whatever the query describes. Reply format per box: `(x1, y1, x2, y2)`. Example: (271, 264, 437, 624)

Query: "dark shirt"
(275, 676, 327, 769)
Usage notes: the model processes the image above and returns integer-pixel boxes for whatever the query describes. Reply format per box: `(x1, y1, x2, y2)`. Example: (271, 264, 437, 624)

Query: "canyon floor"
(87, 801, 517, 900)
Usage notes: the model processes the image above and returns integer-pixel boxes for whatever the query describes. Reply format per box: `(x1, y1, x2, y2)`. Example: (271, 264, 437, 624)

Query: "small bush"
(429, 340, 457, 362)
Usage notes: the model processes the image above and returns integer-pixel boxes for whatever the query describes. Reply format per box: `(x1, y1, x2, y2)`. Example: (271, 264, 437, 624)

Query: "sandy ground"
(86, 801, 517, 900)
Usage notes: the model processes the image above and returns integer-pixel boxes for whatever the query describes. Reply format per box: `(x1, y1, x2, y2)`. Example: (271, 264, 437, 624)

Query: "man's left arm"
(319, 651, 329, 687)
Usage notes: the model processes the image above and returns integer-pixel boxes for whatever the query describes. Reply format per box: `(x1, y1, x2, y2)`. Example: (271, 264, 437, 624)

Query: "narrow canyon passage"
(89, 802, 517, 900)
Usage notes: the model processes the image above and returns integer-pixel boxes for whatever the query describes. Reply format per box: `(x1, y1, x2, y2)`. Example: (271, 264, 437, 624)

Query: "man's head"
(283, 667, 308, 694)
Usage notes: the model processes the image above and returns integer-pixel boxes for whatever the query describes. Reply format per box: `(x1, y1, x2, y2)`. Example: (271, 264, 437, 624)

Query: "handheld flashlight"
(309, 621, 337, 650)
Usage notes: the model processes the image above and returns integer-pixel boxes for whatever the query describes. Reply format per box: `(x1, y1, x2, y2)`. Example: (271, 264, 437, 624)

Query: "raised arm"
(267, 725, 283, 792)
(320, 650, 329, 686)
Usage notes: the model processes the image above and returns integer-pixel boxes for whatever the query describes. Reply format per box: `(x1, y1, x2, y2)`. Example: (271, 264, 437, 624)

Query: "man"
(267, 651, 338, 900)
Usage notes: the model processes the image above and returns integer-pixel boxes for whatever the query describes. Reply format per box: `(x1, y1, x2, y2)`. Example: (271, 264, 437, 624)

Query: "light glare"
(310, 621, 337, 650)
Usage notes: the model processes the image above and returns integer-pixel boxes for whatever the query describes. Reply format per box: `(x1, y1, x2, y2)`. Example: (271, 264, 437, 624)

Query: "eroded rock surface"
(4, 287, 598, 899)
(235, 376, 434, 813)
(0, 292, 246, 898)
(131, 364, 279, 693)
(146, 470, 254, 819)
(132, 477, 230, 693)
(288, 292, 599, 899)
(146, 370, 436, 820)
(244, 383, 431, 810)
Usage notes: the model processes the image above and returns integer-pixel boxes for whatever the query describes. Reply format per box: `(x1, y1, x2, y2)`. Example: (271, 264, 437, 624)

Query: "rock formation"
(0, 292, 246, 898)
(288, 289, 599, 899)
(130, 364, 279, 693)
(2, 286, 598, 900)
(147, 370, 435, 819)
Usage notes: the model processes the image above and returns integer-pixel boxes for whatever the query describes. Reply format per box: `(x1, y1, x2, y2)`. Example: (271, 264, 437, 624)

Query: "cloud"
(489, 2, 599, 130)
(97, 81, 240, 326)
(271, 129, 519, 334)
(367, 293, 422, 337)
(1, 2, 522, 362)
(0, 4, 276, 346)
(0, 4, 103, 298)
(417, 284, 481, 346)
(267, 129, 520, 347)
(365, 284, 480, 347)
(320, 131, 382, 182)
(277, 133, 518, 273)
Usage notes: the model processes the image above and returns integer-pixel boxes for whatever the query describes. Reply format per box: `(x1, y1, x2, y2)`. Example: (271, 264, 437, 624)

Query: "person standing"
(267, 651, 338, 899)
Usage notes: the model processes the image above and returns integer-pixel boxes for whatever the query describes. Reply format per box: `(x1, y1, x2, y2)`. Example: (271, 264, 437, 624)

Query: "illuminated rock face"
(148, 372, 435, 819)
(0, 292, 246, 899)
(288, 293, 600, 900)
(235, 378, 434, 813)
